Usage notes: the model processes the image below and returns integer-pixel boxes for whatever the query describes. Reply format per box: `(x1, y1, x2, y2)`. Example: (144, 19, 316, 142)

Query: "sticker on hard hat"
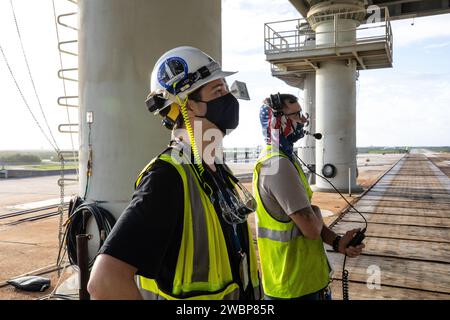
(157, 57, 188, 91)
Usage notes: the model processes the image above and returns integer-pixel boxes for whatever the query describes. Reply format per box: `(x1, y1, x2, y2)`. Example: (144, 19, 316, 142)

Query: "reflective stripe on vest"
(135, 150, 261, 300)
(137, 277, 241, 300)
(257, 226, 302, 242)
(253, 145, 329, 299)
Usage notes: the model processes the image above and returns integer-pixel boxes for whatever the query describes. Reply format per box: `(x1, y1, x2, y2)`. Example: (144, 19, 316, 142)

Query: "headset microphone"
(304, 131, 322, 140)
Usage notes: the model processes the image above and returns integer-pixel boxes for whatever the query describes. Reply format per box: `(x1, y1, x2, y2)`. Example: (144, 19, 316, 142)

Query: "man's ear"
(184, 99, 198, 119)
(186, 99, 196, 112)
(187, 99, 203, 116)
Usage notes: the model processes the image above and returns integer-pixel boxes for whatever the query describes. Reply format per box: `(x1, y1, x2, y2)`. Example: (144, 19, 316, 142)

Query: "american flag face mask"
(260, 104, 297, 146)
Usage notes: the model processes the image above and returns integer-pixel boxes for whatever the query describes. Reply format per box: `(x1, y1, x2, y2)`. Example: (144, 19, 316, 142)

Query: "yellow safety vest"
(134, 148, 261, 300)
(253, 146, 329, 298)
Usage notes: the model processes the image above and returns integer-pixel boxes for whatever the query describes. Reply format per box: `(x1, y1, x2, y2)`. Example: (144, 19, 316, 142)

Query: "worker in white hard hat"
(88, 46, 261, 300)
(253, 93, 365, 300)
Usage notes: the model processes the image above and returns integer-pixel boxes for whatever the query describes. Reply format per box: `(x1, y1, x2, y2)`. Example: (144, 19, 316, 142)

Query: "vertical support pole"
(334, 13, 338, 46)
(385, 7, 388, 42)
(348, 167, 352, 197)
(77, 234, 90, 300)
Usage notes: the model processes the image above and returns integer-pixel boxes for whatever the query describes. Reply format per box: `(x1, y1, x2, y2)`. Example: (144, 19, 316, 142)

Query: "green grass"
(24, 164, 78, 171)
(358, 147, 409, 154)
(367, 149, 408, 154)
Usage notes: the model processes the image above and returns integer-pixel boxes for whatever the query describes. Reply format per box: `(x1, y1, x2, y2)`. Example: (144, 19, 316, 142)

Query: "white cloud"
(392, 14, 450, 48)
(424, 41, 450, 50)
(356, 71, 450, 146)
(222, 0, 299, 56)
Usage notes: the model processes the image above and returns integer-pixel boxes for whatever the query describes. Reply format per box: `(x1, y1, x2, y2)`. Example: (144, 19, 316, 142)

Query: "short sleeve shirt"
(99, 160, 184, 292)
(257, 156, 310, 222)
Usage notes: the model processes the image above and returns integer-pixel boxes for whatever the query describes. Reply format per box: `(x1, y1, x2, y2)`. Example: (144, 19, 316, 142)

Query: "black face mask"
(194, 93, 240, 134)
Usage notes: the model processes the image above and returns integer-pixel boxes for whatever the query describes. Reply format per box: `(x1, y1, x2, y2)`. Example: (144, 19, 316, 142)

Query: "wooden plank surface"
(327, 252, 450, 294)
(332, 221, 450, 243)
(349, 206, 449, 218)
(329, 281, 450, 300)
(325, 236, 450, 264)
(374, 183, 446, 190)
(370, 187, 450, 197)
(329, 154, 450, 299)
(341, 211, 450, 228)
(362, 191, 450, 201)
(361, 194, 450, 204)
(354, 199, 450, 210)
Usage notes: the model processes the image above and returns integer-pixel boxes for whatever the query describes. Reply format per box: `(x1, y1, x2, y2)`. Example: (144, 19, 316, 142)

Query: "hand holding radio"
(338, 228, 366, 257)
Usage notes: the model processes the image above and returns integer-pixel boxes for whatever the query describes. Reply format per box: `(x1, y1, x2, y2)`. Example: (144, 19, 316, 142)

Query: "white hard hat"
(149, 46, 236, 111)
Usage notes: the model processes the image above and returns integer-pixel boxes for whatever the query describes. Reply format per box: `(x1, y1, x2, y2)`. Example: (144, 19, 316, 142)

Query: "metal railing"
(264, 7, 393, 55)
(56, 0, 79, 134)
(223, 147, 262, 163)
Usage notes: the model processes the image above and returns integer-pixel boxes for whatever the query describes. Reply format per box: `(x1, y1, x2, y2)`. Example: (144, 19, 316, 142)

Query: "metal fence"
(223, 147, 262, 163)
(264, 7, 393, 55)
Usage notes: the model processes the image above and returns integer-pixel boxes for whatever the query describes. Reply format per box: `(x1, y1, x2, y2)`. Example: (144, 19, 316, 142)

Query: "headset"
(268, 92, 309, 123)
(268, 92, 285, 116)
(145, 92, 181, 130)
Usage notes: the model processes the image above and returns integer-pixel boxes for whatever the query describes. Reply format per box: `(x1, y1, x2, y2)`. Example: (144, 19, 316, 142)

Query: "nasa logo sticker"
(157, 57, 188, 90)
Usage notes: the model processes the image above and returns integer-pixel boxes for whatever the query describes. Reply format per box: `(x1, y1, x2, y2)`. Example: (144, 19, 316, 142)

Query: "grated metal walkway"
(328, 154, 450, 299)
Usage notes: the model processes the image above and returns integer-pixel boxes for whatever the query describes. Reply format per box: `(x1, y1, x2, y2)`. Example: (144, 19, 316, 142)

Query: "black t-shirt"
(99, 160, 183, 291)
(100, 158, 253, 298)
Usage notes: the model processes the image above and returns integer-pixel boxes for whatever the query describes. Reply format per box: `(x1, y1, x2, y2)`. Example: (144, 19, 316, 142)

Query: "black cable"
(342, 255, 350, 300)
(293, 153, 368, 229)
(56, 197, 83, 267)
(293, 152, 367, 300)
(63, 198, 116, 268)
(83, 123, 93, 199)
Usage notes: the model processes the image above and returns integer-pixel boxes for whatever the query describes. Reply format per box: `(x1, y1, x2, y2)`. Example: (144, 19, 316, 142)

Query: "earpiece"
(145, 92, 167, 113)
(269, 92, 284, 116)
(160, 103, 180, 130)
(269, 92, 283, 111)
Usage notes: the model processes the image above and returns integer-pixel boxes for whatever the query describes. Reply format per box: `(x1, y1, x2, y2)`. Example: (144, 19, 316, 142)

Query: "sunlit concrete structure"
(78, 0, 221, 219)
(290, 0, 450, 21)
(78, 0, 221, 258)
(265, 0, 393, 192)
(266, 0, 450, 192)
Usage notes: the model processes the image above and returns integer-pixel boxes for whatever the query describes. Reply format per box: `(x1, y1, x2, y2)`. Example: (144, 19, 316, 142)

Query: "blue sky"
(0, 0, 449, 150)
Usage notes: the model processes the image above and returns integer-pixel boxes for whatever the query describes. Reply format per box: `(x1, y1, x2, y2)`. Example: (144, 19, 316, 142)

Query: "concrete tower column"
(298, 73, 316, 184)
(307, 0, 364, 192)
(78, 0, 222, 220)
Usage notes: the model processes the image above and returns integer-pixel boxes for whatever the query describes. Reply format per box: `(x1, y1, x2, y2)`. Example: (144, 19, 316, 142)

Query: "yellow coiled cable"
(174, 89, 205, 177)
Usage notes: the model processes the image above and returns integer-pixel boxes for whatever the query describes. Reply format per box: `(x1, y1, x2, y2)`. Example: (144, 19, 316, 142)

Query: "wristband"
(332, 235, 342, 252)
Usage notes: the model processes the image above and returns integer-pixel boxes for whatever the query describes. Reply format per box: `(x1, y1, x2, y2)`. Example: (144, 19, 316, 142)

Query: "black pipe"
(77, 234, 90, 300)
